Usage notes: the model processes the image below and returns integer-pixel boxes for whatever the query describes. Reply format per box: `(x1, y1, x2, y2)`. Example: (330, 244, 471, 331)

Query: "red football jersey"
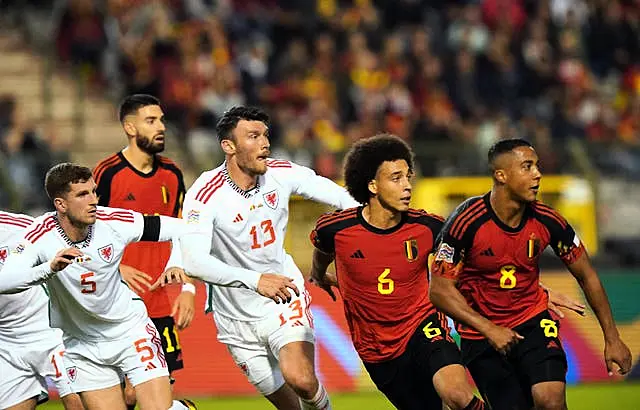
(311, 207, 445, 363)
(94, 152, 185, 318)
(431, 193, 585, 339)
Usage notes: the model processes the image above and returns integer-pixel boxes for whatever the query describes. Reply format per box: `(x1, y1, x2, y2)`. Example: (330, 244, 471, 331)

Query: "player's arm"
(429, 214, 523, 354)
(540, 281, 585, 317)
(546, 214, 632, 374)
(285, 161, 360, 209)
(308, 216, 341, 300)
(0, 238, 82, 293)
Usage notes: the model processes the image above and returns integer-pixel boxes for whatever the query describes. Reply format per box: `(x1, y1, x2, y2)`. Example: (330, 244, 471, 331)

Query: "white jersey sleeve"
(96, 207, 144, 243)
(182, 173, 263, 290)
(268, 159, 359, 209)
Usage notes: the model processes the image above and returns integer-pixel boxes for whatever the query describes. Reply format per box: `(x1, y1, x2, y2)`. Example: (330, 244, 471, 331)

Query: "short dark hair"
(216, 106, 270, 142)
(45, 163, 93, 200)
(118, 94, 161, 122)
(487, 138, 533, 167)
(343, 134, 414, 204)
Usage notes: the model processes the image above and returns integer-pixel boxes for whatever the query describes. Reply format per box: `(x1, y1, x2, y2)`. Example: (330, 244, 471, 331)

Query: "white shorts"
(0, 341, 73, 409)
(215, 287, 315, 395)
(63, 319, 169, 393)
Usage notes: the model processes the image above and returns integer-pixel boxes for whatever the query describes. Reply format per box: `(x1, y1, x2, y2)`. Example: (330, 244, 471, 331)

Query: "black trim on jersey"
(96, 159, 127, 206)
(483, 193, 533, 233)
(314, 209, 360, 253)
(159, 160, 186, 217)
(406, 210, 445, 244)
(358, 207, 408, 234)
(436, 195, 484, 244)
(118, 151, 161, 178)
(141, 215, 161, 241)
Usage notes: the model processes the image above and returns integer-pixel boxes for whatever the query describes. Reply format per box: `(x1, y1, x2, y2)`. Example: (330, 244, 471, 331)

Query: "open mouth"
(400, 196, 411, 204)
(257, 154, 268, 162)
(530, 185, 539, 193)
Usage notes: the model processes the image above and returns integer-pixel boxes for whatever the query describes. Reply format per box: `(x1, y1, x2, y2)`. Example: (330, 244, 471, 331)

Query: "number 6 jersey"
(183, 159, 358, 322)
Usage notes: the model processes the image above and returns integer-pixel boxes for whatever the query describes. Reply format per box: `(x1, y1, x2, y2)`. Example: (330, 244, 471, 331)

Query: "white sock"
(168, 400, 189, 410)
(299, 384, 331, 410)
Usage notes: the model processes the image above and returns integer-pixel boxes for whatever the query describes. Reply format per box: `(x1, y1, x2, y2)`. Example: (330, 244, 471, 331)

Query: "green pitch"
(39, 383, 640, 409)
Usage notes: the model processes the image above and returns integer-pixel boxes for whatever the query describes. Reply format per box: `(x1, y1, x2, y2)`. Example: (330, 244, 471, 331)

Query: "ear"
(368, 180, 377, 196)
(53, 197, 66, 213)
(221, 139, 236, 155)
(123, 120, 136, 138)
(494, 169, 507, 184)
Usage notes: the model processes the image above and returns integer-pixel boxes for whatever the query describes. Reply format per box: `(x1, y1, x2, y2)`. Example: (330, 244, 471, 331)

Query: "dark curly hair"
(343, 134, 414, 204)
(216, 106, 270, 142)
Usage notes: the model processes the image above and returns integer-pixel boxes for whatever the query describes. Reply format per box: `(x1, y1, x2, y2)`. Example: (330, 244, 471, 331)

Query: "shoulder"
(265, 158, 307, 180)
(24, 213, 57, 244)
(407, 208, 445, 232)
(315, 207, 360, 233)
(0, 212, 34, 230)
(157, 155, 183, 175)
(530, 201, 568, 229)
(442, 195, 490, 240)
(186, 166, 226, 205)
(96, 206, 137, 223)
(266, 158, 293, 169)
(94, 153, 125, 181)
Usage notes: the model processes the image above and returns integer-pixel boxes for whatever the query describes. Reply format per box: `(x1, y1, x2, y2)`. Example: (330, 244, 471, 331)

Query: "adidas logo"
(547, 340, 559, 349)
(145, 362, 157, 371)
(291, 320, 304, 327)
(233, 213, 243, 223)
(125, 193, 136, 201)
(350, 250, 365, 259)
(480, 248, 495, 256)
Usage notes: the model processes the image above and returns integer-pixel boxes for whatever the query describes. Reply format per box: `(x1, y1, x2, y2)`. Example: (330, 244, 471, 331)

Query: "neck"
(122, 145, 154, 174)
(226, 158, 258, 191)
(489, 187, 526, 228)
(57, 213, 90, 243)
(362, 200, 402, 230)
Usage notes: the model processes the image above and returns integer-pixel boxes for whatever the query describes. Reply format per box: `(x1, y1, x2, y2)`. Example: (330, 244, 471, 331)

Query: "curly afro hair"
(343, 134, 414, 204)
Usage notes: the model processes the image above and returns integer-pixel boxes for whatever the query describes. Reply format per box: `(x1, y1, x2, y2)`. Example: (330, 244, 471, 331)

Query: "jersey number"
(540, 318, 558, 338)
(250, 219, 276, 249)
(81, 272, 97, 294)
(422, 322, 442, 339)
(377, 268, 394, 295)
(162, 325, 181, 353)
(499, 265, 517, 289)
(50, 351, 63, 378)
(134, 339, 155, 362)
(279, 299, 304, 326)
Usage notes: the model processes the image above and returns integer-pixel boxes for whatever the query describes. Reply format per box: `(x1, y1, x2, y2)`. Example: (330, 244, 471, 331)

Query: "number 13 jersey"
(183, 159, 358, 322)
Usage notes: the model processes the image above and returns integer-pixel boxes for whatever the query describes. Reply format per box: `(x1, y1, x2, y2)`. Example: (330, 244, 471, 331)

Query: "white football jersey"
(0, 207, 154, 341)
(0, 211, 63, 346)
(183, 159, 359, 321)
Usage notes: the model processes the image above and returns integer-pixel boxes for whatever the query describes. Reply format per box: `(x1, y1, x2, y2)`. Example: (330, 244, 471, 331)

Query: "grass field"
(39, 383, 640, 409)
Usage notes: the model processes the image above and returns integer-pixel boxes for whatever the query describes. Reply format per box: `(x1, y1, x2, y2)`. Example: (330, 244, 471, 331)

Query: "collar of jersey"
(483, 193, 531, 233)
(54, 215, 94, 248)
(357, 206, 408, 235)
(223, 165, 261, 198)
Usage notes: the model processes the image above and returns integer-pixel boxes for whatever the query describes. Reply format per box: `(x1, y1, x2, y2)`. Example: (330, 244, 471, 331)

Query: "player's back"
(184, 160, 307, 321)
(94, 152, 185, 317)
(14, 207, 149, 340)
(0, 212, 61, 346)
(311, 207, 444, 362)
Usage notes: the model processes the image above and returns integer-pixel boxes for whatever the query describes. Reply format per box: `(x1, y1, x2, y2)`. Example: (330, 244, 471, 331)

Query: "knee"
(440, 387, 477, 410)
(533, 391, 566, 410)
(281, 368, 318, 398)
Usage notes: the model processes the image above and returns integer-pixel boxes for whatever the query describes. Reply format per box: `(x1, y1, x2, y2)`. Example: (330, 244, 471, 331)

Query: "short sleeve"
(310, 213, 339, 254)
(535, 204, 585, 265)
(97, 207, 144, 244)
(181, 174, 218, 234)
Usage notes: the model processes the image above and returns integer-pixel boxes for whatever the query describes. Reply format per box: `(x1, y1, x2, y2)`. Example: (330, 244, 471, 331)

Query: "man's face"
(497, 146, 542, 203)
(225, 120, 271, 176)
(371, 160, 413, 212)
(59, 179, 98, 226)
(126, 105, 166, 154)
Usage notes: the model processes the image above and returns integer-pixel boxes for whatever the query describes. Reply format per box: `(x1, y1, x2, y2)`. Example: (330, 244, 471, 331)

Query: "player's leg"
(278, 341, 330, 410)
(461, 338, 531, 410)
(37, 342, 83, 410)
(0, 347, 53, 410)
(79, 386, 127, 410)
(515, 311, 568, 410)
(122, 377, 136, 410)
(4, 398, 38, 410)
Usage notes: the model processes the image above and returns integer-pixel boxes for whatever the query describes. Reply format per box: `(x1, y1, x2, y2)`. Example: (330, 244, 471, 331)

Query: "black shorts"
(152, 316, 184, 374)
(363, 312, 462, 410)
(461, 310, 567, 410)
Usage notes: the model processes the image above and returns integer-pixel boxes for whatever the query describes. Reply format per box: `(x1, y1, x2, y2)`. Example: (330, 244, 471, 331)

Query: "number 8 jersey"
(183, 160, 358, 321)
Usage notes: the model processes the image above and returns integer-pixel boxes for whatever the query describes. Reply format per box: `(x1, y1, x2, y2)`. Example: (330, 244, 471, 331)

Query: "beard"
(136, 132, 165, 154)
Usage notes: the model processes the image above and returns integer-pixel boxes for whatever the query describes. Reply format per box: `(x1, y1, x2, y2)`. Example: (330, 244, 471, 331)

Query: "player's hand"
(604, 337, 632, 376)
(50, 248, 83, 272)
(486, 325, 524, 355)
(257, 274, 300, 304)
(547, 289, 586, 318)
(151, 266, 189, 290)
(309, 271, 338, 301)
(120, 264, 152, 294)
(172, 290, 195, 330)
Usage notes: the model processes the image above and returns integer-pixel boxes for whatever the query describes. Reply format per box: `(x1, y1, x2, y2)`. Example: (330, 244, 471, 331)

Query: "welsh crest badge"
(66, 366, 77, 382)
(0, 246, 8, 264)
(263, 190, 279, 209)
(98, 244, 114, 263)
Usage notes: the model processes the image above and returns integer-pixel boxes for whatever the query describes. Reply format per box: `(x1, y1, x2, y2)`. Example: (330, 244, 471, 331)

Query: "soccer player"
(429, 139, 632, 410)
(93, 94, 194, 408)
(0, 211, 84, 410)
(170, 106, 359, 410)
(309, 134, 485, 410)
(0, 163, 287, 410)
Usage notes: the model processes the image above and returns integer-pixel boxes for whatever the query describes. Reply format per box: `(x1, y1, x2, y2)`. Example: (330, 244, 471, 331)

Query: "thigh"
(461, 338, 531, 410)
(30, 342, 74, 398)
(134, 376, 172, 410)
(79, 384, 126, 410)
(514, 311, 567, 387)
(63, 339, 122, 394)
(228, 343, 284, 396)
(412, 312, 463, 380)
(0, 348, 46, 410)
(262, 288, 315, 359)
(151, 316, 184, 374)
(116, 319, 170, 388)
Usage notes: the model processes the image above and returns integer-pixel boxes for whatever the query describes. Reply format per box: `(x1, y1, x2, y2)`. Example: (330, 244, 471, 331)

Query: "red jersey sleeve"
(532, 202, 585, 265)
(310, 209, 357, 254)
